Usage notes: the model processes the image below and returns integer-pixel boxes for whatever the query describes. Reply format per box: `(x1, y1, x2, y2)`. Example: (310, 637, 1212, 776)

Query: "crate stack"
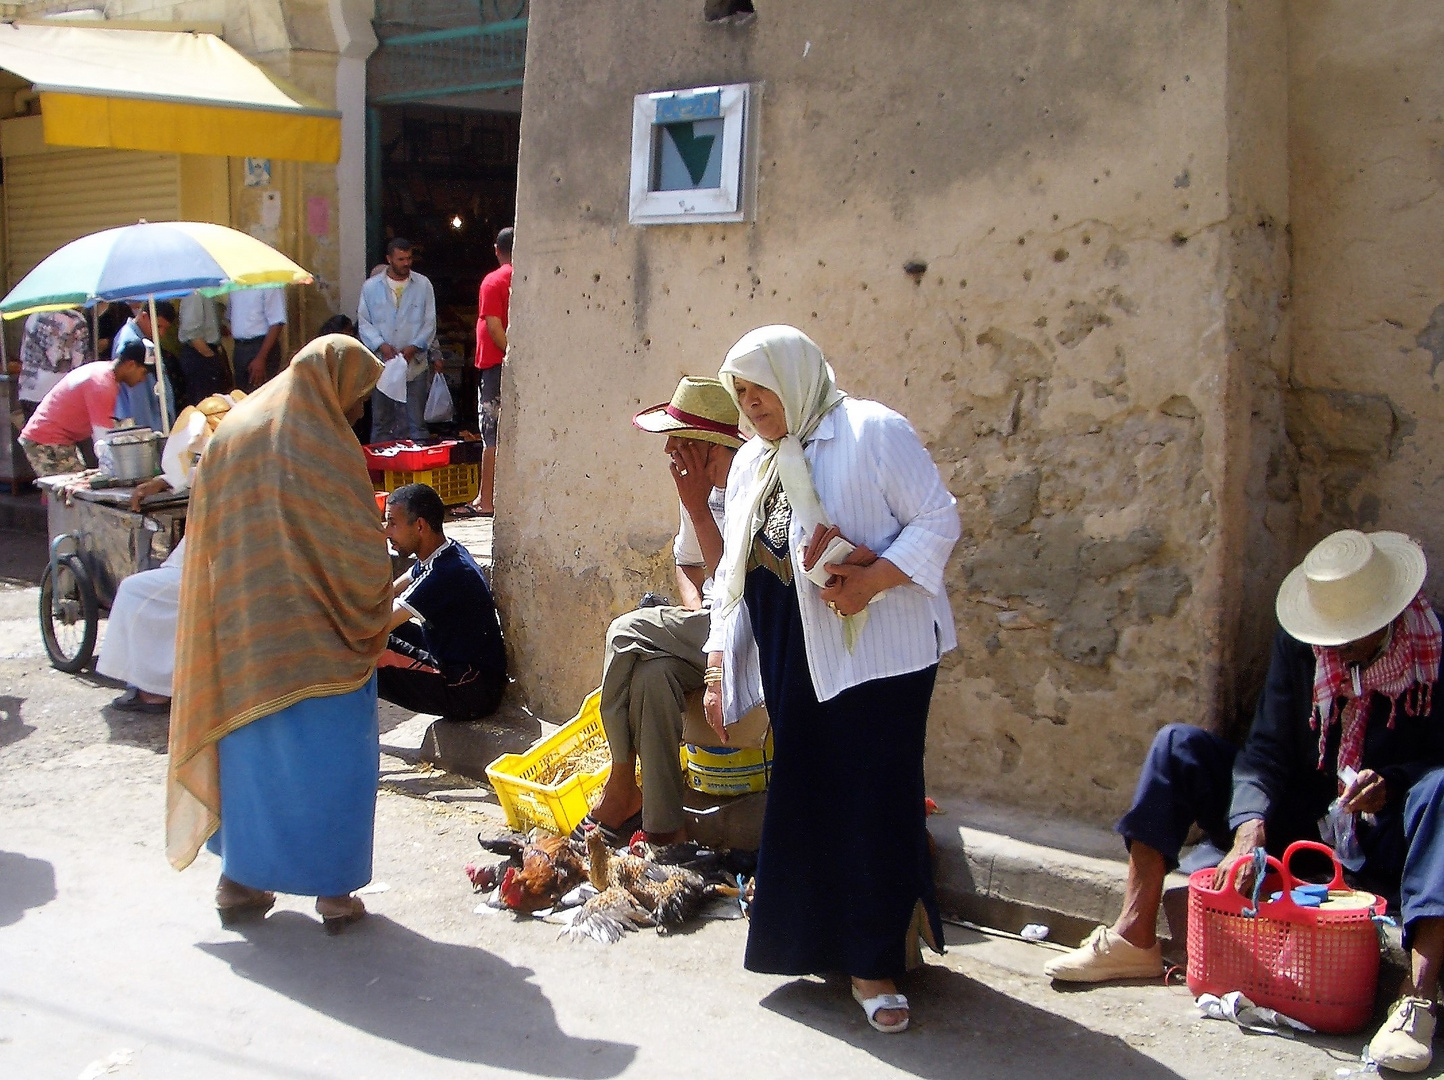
(364, 440, 479, 506)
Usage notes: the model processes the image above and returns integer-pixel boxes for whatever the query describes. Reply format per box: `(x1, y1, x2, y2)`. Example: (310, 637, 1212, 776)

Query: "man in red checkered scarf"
(1041, 530, 1444, 1073)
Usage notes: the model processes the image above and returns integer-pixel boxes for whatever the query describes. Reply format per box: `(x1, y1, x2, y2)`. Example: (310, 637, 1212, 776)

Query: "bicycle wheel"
(39, 552, 98, 673)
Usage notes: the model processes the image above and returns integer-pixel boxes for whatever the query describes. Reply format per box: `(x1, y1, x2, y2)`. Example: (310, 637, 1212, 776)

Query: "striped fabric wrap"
(166, 334, 393, 870)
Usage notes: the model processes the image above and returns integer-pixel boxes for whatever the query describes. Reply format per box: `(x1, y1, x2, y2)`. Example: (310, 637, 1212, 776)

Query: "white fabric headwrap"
(716, 325, 867, 646)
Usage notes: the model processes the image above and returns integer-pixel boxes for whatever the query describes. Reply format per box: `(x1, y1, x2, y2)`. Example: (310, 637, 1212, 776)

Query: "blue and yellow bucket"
(683, 731, 774, 796)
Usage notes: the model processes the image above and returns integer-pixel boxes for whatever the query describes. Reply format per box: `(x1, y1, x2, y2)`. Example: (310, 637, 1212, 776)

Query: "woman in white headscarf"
(703, 325, 960, 1034)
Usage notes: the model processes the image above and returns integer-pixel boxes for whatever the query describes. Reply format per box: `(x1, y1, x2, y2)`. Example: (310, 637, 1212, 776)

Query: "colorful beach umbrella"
(0, 220, 313, 319)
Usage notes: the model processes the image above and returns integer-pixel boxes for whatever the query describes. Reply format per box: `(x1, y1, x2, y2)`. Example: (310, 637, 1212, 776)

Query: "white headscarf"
(716, 325, 860, 633)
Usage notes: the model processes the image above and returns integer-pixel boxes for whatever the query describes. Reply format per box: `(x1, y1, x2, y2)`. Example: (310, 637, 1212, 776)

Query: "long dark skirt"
(743, 565, 943, 979)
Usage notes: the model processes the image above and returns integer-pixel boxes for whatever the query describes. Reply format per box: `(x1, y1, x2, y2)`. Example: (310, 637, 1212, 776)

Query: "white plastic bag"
(378, 356, 408, 402)
(424, 374, 455, 423)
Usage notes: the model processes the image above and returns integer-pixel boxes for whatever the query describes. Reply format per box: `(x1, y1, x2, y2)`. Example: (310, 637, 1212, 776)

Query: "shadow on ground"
(0, 526, 46, 585)
(101, 704, 170, 753)
(761, 965, 1192, 1080)
(0, 850, 57, 927)
(199, 911, 635, 1077)
(0, 695, 35, 750)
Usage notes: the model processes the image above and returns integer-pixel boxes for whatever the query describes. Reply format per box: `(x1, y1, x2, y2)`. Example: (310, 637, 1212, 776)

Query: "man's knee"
(1407, 768, 1444, 820)
(606, 606, 665, 648)
(1146, 723, 1212, 766)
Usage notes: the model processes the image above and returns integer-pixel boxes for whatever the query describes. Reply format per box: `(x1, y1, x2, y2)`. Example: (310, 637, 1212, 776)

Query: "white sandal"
(852, 986, 910, 1033)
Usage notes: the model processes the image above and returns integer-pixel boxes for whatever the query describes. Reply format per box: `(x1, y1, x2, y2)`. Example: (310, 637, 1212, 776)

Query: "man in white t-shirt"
(579, 378, 744, 845)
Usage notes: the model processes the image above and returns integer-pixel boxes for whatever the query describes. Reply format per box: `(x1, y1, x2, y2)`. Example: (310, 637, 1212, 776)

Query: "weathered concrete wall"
(1285, 4, 1444, 597)
(499, 1, 1288, 822)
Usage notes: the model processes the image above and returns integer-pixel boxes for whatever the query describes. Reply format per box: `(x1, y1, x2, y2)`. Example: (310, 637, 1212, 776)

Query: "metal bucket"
(106, 429, 161, 482)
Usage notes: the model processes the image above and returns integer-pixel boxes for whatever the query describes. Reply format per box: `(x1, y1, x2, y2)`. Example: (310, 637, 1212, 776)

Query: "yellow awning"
(0, 23, 341, 164)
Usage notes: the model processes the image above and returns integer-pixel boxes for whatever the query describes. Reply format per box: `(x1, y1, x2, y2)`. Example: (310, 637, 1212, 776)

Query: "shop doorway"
(369, 104, 519, 432)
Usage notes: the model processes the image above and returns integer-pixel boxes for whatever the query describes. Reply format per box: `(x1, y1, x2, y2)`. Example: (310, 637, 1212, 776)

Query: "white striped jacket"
(704, 397, 960, 723)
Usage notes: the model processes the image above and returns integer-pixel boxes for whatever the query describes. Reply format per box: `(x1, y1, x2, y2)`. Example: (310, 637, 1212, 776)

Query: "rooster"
(564, 827, 723, 941)
(476, 832, 588, 913)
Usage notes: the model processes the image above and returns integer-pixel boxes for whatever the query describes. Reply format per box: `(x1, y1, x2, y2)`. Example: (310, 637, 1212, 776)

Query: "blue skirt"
(207, 676, 379, 897)
(743, 566, 942, 979)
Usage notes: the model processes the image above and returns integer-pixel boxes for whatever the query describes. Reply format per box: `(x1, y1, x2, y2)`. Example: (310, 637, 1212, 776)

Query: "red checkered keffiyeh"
(1311, 593, 1442, 773)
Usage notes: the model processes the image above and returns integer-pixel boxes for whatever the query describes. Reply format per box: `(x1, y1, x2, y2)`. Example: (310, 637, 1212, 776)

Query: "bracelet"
(703, 666, 724, 685)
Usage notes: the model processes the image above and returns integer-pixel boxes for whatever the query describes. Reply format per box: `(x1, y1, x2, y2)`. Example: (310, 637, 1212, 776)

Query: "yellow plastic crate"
(374, 462, 479, 507)
(486, 689, 611, 836)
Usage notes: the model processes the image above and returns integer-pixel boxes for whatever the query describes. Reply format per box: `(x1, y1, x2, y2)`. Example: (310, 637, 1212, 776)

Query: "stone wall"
(498, 1, 1289, 822)
(1284, 3, 1444, 600)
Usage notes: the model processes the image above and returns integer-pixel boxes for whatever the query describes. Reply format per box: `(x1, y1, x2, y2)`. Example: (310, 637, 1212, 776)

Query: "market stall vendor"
(377, 483, 506, 721)
(18, 348, 150, 476)
(1043, 529, 1444, 1074)
(97, 391, 244, 713)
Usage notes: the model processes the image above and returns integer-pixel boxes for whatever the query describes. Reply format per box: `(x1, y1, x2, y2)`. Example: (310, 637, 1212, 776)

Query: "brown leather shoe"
(316, 894, 366, 935)
(215, 876, 275, 927)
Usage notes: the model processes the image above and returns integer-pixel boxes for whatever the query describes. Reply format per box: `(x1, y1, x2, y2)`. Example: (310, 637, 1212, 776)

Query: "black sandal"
(569, 810, 643, 846)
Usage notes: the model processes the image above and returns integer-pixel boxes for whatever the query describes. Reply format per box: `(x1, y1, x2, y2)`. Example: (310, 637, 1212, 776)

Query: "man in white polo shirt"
(228, 285, 287, 393)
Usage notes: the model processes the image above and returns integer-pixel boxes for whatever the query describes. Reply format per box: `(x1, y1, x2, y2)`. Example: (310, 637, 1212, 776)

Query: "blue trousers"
(1118, 724, 1444, 949)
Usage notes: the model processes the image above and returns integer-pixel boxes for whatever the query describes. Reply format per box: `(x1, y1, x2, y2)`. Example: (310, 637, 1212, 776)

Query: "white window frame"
(629, 83, 752, 225)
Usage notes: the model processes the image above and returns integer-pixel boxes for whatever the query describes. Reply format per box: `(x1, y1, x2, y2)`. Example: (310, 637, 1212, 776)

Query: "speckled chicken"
(564, 827, 715, 941)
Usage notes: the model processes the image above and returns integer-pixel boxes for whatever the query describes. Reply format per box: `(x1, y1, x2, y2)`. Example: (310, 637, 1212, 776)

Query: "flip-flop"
(852, 987, 910, 1033)
(569, 810, 644, 845)
(449, 504, 482, 518)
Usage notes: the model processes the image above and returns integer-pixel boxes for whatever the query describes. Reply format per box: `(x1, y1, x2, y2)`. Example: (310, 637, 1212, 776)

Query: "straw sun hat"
(632, 376, 744, 448)
(1275, 530, 1427, 646)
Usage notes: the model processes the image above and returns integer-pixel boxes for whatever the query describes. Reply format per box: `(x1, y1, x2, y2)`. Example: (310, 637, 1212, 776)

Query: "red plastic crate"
(363, 440, 455, 471)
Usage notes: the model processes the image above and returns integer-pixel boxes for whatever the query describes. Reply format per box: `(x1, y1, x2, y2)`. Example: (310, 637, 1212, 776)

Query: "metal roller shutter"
(3, 147, 180, 286)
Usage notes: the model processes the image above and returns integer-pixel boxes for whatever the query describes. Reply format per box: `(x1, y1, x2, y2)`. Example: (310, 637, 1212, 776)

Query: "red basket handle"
(1278, 839, 1347, 894)
(1197, 849, 1286, 915)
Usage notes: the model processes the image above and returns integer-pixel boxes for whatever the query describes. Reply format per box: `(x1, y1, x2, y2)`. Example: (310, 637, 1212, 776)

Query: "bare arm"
(675, 564, 707, 611)
(386, 601, 414, 633)
(251, 323, 283, 382)
(671, 441, 723, 574)
(485, 315, 507, 352)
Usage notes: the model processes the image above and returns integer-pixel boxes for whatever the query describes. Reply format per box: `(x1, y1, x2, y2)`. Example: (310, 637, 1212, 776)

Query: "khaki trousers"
(598, 604, 710, 834)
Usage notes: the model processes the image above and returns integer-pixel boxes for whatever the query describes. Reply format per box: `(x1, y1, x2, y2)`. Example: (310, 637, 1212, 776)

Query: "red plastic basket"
(1186, 840, 1386, 1033)
(363, 440, 455, 471)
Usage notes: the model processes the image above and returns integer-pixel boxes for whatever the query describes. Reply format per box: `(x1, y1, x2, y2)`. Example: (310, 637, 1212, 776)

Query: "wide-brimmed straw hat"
(632, 376, 744, 448)
(1275, 530, 1427, 646)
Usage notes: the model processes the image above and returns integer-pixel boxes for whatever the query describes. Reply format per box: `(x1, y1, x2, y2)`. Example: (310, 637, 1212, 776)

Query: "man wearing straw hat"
(1043, 530, 1444, 1072)
(575, 377, 744, 846)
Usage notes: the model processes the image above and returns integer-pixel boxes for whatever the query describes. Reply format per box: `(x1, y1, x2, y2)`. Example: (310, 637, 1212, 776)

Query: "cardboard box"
(680, 689, 770, 749)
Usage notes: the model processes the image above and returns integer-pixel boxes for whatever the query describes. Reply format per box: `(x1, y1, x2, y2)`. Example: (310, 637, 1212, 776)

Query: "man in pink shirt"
(19, 348, 150, 476)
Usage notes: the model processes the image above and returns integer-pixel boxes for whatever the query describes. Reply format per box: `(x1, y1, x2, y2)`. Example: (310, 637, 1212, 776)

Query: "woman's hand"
(820, 551, 902, 616)
(703, 651, 728, 743)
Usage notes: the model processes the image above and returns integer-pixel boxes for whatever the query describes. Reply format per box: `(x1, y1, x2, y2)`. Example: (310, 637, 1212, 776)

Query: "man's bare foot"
(852, 977, 908, 1030)
(589, 770, 643, 830)
(469, 499, 494, 515)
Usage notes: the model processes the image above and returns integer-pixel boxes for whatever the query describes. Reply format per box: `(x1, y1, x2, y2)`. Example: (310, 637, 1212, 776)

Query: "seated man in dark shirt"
(379, 483, 506, 720)
(1043, 529, 1444, 1074)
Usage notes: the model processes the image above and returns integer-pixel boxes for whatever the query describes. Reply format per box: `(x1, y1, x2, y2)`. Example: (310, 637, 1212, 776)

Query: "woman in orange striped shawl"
(166, 334, 393, 933)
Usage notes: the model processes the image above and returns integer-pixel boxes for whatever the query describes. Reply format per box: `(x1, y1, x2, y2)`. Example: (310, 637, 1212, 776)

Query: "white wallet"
(801, 536, 856, 588)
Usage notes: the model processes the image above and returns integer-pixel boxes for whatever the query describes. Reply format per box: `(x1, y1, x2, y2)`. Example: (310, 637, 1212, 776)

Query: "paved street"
(0, 526, 1414, 1079)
